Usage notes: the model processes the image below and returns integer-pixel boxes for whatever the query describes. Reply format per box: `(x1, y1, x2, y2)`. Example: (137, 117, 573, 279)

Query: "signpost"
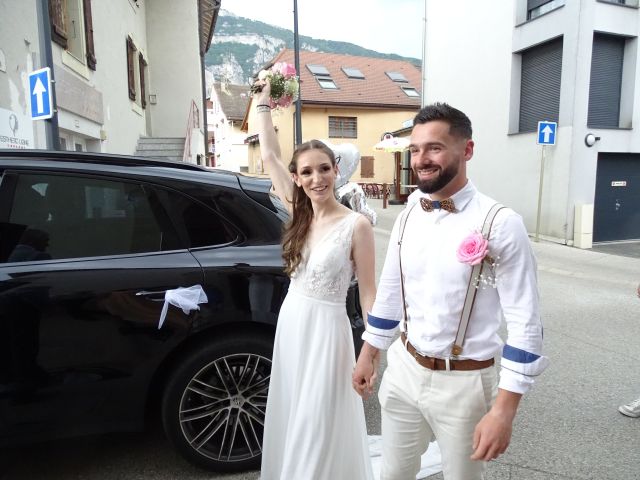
(29, 67, 53, 120)
(535, 121, 557, 242)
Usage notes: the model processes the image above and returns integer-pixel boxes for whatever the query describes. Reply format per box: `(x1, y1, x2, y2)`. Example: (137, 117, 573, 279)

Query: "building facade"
(243, 49, 422, 186)
(423, 0, 639, 246)
(0, 0, 219, 162)
(209, 82, 251, 171)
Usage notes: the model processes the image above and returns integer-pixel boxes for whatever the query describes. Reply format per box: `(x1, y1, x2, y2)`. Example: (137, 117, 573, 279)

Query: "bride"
(254, 78, 378, 479)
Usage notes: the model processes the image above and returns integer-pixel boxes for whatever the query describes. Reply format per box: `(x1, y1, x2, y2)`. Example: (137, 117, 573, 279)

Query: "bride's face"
(293, 149, 338, 202)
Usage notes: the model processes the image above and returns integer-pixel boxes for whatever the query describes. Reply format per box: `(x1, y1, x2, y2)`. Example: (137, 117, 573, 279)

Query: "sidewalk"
(366, 197, 640, 480)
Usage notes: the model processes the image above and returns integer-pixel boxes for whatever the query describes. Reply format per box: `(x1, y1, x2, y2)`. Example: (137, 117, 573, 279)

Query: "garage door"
(593, 153, 640, 242)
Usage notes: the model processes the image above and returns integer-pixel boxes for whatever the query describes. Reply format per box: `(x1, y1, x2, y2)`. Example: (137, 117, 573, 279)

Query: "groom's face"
(409, 120, 473, 200)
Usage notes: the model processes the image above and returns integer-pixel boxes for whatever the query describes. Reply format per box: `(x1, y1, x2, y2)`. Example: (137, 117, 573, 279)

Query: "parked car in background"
(0, 150, 364, 472)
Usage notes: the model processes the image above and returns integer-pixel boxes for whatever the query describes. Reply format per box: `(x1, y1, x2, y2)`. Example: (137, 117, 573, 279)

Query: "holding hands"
(352, 343, 380, 399)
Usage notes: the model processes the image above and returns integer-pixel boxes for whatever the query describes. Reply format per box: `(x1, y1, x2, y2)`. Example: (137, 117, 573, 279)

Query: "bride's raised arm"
(253, 79, 294, 213)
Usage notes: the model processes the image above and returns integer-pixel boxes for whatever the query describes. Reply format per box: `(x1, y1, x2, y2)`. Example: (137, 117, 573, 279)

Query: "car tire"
(161, 333, 273, 472)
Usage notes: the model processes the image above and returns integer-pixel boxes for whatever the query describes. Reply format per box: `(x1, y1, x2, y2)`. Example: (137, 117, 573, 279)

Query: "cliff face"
(206, 10, 420, 88)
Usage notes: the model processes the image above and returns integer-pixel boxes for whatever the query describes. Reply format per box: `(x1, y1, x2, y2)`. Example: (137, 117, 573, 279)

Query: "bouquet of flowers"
(252, 62, 300, 109)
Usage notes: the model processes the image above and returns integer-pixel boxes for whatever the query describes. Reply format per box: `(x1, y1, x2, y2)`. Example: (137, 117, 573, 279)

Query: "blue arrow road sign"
(537, 121, 557, 145)
(29, 67, 53, 120)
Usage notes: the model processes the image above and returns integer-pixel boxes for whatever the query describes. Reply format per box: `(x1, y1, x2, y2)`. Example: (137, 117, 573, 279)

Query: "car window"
(0, 173, 182, 263)
(159, 188, 238, 248)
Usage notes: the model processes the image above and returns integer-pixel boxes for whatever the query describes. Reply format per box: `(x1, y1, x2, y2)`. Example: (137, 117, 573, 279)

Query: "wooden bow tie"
(420, 197, 456, 213)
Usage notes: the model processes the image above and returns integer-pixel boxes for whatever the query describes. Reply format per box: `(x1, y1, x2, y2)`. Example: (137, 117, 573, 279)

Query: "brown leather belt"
(400, 332, 494, 371)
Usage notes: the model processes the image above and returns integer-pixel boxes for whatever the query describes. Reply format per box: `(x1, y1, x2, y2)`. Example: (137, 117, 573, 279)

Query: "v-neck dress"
(260, 212, 373, 479)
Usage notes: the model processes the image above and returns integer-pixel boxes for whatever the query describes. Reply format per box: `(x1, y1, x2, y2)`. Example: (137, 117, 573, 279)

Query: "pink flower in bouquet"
(252, 62, 299, 110)
(456, 232, 488, 266)
(279, 63, 297, 78)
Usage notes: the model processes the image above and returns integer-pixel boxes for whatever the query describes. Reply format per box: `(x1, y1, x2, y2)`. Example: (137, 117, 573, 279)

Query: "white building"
(209, 82, 250, 172)
(423, 0, 639, 246)
(0, 0, 220, 163)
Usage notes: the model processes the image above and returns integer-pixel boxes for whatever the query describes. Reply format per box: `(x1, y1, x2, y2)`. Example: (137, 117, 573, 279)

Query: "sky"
(223, 0, 424, 60)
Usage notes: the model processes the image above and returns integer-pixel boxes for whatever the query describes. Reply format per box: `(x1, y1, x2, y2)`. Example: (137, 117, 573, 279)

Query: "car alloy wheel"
(162, 336, 273, 472)
(178, 353, 270, 463)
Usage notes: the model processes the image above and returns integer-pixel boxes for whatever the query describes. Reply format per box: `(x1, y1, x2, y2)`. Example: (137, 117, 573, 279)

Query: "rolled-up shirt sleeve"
(493, 212, 549, 394)
(362, 213, 404, 350)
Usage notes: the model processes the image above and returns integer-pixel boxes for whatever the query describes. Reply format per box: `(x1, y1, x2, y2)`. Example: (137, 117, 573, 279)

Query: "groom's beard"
(415, 162, 459, 194)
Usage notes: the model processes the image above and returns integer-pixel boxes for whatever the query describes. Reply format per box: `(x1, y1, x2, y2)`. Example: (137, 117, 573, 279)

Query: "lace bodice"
(289, 212, 359, 303)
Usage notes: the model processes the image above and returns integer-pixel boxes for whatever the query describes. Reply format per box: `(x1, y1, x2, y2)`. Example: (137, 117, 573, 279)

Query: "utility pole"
(293, 0, 302, 146)
(36, 0, 60, 150)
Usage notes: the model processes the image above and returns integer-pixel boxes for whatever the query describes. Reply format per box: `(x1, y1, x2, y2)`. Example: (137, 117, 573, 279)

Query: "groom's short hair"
(413, 102, 472, 140)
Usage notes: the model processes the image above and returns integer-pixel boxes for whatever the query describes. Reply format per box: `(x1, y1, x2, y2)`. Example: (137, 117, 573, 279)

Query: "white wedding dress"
(261, 212, 373, 480)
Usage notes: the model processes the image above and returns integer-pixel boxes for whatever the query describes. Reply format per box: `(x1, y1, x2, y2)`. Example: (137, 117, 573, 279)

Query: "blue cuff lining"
(503, 344, 540, 364)
(367, 313, 400, 330)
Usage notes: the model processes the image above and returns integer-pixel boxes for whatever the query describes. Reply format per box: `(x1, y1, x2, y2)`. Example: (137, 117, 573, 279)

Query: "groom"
(353, 103, 548, 480)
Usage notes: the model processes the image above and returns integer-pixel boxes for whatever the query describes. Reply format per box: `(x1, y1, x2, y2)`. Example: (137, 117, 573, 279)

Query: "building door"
(593, 153, 640, 242)
(394, 150, 415, 203)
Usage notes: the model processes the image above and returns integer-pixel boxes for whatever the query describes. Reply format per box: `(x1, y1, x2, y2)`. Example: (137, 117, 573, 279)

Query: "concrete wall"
(2, 0, 206, 156)
(146, 0, 203, 139)
(78, 0, 147, 153)
(425, 0, 640, 243)
(0, 0, 46, 149)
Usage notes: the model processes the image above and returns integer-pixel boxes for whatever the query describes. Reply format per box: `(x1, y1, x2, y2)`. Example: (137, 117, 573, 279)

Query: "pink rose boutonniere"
(456, 232, 499, 288)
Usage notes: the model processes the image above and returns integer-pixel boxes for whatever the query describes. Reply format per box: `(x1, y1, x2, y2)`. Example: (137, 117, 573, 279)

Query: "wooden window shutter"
(83, 0, 96, 70)
(138, 53, 147, 109)
(360, 156, 374, 178)
(49, 0, 68, 48)
(126, 37, 136, 101)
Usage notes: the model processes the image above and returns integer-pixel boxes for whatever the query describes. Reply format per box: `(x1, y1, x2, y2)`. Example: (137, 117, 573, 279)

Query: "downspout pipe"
(36, 0, 60, 150)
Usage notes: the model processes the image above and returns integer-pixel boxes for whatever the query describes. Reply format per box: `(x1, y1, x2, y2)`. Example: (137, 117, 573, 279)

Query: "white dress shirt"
(363, 181, 548, 394)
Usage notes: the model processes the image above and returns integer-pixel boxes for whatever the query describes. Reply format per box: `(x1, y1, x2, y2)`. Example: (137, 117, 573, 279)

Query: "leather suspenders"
(398, 202, 504, 357)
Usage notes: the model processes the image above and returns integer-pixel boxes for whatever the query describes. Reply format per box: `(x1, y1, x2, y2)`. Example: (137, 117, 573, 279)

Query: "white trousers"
(378, 339, 497, 480)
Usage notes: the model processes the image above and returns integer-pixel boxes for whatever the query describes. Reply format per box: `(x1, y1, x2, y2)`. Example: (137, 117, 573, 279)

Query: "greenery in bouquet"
(252, 62, 299, 109)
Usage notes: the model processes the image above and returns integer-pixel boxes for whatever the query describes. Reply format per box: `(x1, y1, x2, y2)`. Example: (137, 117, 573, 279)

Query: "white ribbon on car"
(158, 284, 208, 329)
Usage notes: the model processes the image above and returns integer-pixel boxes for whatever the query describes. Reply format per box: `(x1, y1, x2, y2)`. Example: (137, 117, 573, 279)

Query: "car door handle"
(135, 290, 167, 301)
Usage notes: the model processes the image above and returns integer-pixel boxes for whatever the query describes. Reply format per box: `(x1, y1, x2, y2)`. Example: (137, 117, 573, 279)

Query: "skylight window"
(402, 87, 420, 97)
(318, 78, 338, 89)
(386, 71, 408, 83)
(342, 67, 365, 79)
(307, 64, 331, 76)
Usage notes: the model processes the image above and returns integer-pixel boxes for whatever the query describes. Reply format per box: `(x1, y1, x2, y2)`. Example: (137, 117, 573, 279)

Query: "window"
(139, 53, 148, 109)
(126, 36, 136, 101)
(386, 71, 408, 83)
(49, 0, 96, 70)
(360, 156, 374, 178)
(342, 67, 364, 79)
(0, 174, 181, 262)
(125, 37, 148, 107)
(161, 189, 238, 247)
(518, 37, 563, 133)
(527, 0, 565, 20)
(401, 87, 420, 97)
(307, 64, 331, 76)
(318, 78, 338, 89)
(329, 116, 357, 138)
(308, 63, 337, 89)
(588, 33, 625, 128)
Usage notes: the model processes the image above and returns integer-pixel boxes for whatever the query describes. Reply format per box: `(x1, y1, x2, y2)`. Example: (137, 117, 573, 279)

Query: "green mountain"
(206, 10, 421, 87)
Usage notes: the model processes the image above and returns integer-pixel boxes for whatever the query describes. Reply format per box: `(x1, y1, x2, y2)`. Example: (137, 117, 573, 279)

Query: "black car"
(0, 150, 364, 472)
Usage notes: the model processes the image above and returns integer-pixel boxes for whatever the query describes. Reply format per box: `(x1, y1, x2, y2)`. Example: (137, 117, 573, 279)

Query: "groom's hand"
(352, 343, 380, 399)
(471, 389, 521, 461)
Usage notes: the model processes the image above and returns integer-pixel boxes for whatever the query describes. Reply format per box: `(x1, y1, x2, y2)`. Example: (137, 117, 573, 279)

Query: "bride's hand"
(252, 78, 272, 106)
(352, 346, 380, 400)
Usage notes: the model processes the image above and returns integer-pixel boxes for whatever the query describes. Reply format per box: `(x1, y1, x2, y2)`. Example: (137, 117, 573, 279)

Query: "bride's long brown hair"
(282, 140, 337, 276)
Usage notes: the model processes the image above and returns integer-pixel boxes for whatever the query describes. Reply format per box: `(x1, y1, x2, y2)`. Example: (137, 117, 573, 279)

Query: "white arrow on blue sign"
(29, 67, 53, 120)
(536, 121, 557, 145)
